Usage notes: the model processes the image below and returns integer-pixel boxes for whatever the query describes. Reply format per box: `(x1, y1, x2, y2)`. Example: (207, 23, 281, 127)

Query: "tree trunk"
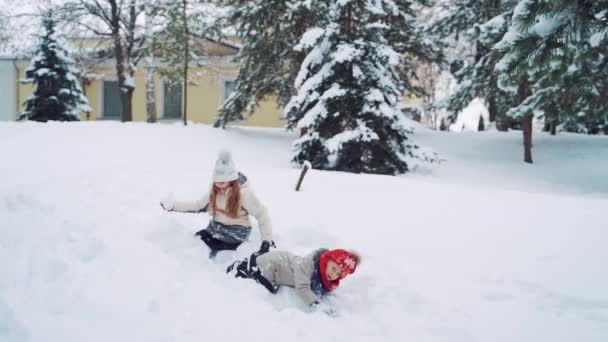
(518, 76, 533, 163)
(428, 63, 437, 129)
(489, 72, 508, 131)
(110, 0, 133, 122)
(550, 117, 557, 135)
(145, 1, 157, 123)
(346, 3, 352, 40)
(121, 88, 134, 122)
(522, 114, 533, 163)
(487, 88, 497, 123)
(146, 68, 157, 123)
(80, 78, 90, 120)
(115, 59, 134, 122)
(182, 0, 189, 126)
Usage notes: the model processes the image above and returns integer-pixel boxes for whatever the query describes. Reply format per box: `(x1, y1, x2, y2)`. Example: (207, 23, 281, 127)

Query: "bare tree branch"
(82, 0, 113, 27)
(77, 21, 113, 37)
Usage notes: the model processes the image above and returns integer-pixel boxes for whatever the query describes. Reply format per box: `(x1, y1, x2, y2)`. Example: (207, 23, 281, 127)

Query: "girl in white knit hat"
(160, 150, 274, 258)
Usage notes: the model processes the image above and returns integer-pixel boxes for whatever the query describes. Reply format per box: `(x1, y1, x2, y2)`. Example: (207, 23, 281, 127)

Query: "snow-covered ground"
(1, 121, 607, 342)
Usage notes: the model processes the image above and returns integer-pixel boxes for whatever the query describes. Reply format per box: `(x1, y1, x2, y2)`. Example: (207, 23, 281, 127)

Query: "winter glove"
(257, 240, 276, 254)
(160, 193, 175, 211)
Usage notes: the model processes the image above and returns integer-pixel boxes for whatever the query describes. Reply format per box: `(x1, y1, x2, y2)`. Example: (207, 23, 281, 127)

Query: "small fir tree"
(20, 14, 90, 122)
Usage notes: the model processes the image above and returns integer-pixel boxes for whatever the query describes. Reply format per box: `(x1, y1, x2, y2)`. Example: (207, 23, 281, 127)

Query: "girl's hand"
(160, 193, 175, 211)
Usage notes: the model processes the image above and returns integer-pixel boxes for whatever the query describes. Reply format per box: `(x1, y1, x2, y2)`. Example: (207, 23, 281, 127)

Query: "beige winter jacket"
(255, 250, 321, 306)
(172, 181, 273, 241)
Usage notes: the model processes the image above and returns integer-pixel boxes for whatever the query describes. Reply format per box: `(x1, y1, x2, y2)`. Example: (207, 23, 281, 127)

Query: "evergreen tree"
(215, 0, 442, 128)
(285, 0, 437, 174)
(213, 0, 327, 127)
(496, 0, 608, 161)
(428, 0, 519, 130)
(19, 14, 90, 122)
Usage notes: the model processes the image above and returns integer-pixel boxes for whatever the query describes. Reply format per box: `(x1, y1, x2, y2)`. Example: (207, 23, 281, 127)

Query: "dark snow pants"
(195, 229, 242, 251)
(194, 220, 251, 257)
(226, 252, 279, 294)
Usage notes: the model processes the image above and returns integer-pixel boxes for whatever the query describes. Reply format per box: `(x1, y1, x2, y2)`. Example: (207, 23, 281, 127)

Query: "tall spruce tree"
(285, 0, 438, 174)
(19, 14, 90, 122)
(213, 0, 327, 127)
(498, 0, 608, 135)
(496, 0, 608, 162)
(428, 0, 518, 130)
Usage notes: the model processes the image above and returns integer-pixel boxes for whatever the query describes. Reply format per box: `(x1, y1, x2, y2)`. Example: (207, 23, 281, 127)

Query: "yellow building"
(0, 36, 284, 127)
(0, 35, 423, 126)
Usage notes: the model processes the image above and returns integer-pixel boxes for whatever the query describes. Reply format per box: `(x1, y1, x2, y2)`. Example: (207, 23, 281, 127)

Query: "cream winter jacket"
(172, 180, 273, 242)
(255, 250, 323, 306)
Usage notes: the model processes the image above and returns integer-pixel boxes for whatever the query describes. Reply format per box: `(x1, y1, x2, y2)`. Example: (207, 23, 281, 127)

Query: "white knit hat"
(212, 150, 239, 182)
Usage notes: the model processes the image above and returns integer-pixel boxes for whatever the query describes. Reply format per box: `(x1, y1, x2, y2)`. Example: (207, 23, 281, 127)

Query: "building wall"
(16, 66, 34, 118)
(11, 62, 284, 127)
(0, 59, 17, 121)
(235, 97, 284, 128)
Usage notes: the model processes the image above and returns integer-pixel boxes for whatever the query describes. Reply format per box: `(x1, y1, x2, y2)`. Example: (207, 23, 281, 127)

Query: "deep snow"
(1, 121, 607, 342)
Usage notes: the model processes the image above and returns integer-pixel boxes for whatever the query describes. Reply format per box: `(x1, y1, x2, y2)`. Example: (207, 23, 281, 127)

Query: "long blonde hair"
(209, 180, 241, 218)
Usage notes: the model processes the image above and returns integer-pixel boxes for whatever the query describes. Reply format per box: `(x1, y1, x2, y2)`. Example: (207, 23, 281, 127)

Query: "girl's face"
(326, 259, 342, 281)
(214, 181, 230, 189)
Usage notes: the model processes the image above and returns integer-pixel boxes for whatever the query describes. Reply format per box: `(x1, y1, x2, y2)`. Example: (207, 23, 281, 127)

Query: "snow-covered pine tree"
(428, 0, 518, 131)
(496, 0, 608, 163)
(19, 13, 90, 122)
(478, 114, 485, 131)
(530, 0, 608, 135)
(496, 0, 608, 161)
(213, 0, 328, 127)
(285, 0, 437, 174)
(498, 0, 608, 136)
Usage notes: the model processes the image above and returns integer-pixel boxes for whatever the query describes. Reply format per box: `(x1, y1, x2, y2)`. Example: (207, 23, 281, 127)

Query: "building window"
(222, 80, 235, 105)
(162, 81, 183, 119)
(102, 80, 123, 119)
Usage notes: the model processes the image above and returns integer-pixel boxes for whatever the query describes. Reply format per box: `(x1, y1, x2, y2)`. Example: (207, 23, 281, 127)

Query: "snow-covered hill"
(1, 122, 607, 342)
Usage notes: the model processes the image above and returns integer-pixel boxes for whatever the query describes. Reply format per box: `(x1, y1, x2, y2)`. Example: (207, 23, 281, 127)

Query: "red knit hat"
(319, 249, 358, 291)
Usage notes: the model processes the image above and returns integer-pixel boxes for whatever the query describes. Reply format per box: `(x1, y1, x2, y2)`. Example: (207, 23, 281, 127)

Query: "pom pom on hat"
(213, 149, 239, 182)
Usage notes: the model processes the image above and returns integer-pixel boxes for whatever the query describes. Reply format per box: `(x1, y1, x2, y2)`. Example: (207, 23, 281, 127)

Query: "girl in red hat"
(227, 248, 360, 312)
